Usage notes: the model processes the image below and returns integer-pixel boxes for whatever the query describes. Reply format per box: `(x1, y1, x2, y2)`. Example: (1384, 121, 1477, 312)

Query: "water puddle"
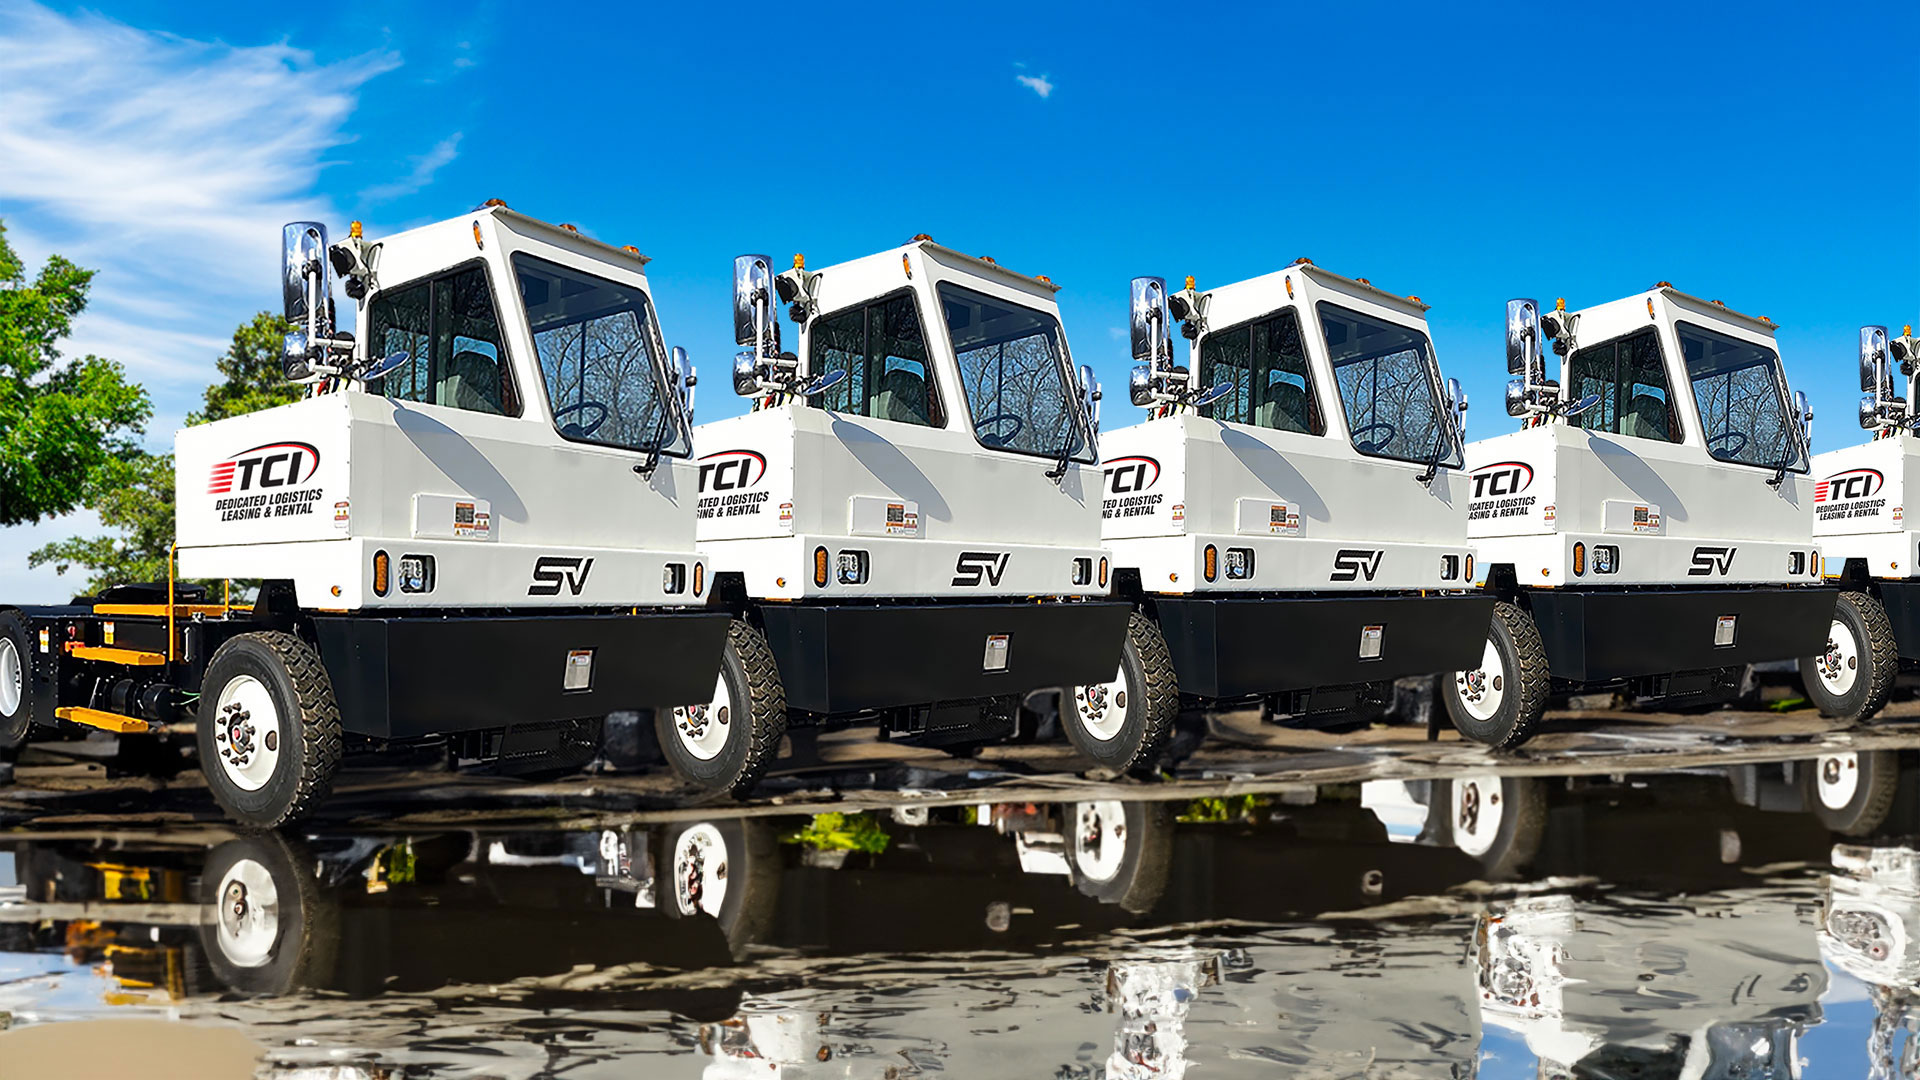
(2, 750, 1918, 1076)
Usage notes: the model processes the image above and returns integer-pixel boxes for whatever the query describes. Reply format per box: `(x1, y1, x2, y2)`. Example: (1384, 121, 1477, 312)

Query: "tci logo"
(1104, 455, 1161, 494)
(697, 449, 767, 492)
(1470, 461, 1533, 499)
(208, 442, 321, 494)
(1815, 468, 1883, 504)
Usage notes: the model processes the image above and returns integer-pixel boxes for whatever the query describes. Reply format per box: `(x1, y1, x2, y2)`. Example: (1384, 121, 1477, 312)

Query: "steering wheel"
(974, 412, 1025, 448)
(1707, 429, 1749, 458)
(1350, 420, 1398, 453)
(554, 400, 610, 438)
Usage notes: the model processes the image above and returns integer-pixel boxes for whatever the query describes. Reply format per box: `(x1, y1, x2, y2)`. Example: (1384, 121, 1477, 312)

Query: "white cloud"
(1016, 73, 1054, 99)
(360, 132, 462, 203)
(0, 0, 397, 600)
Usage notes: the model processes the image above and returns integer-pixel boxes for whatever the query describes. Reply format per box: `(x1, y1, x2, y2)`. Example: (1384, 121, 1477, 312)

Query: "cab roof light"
(559, 223, 580, 233)
(1406, 295, 1422, 303)
(349, 220, 363, 239)
(1293, 257, 1313, 266)
(794, 253, 806, 269)
(910, 233, 934, 243)
(1356, 277, 1371, 285)
(1653, 281, 1673, 289)
(978, 254, 996, 264)
(1185, 276, 1196, 290)
(1555, 297, 1566, 311)
(481, 198, 508, 208)
(1034, 274, 1054, 285)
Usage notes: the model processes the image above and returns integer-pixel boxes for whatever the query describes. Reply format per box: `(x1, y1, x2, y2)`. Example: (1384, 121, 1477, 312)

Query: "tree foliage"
(29, 307, 300, 595)
(0, 219, 152, 526)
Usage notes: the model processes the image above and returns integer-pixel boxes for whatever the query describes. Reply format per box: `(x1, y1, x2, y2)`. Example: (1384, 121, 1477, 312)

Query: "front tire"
(657, 818, 780, 956)
(197, 631, 342, 828)
(657, 618, 786, 797)
(1799, 591, 1898, 723)
(1067, 800, 1173, 914)
(1803, 751, 1900, 837)
(1443, 600, 1549, 749)
(1063, 611, 1178, 775)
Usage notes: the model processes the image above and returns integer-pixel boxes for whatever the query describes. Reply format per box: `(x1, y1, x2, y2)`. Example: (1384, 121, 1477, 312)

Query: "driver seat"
(1256, 381, 1312, 433)
(1624, 392, 1670, 441)
(872, 367, 931, 426)
(441, 350, 504, 414)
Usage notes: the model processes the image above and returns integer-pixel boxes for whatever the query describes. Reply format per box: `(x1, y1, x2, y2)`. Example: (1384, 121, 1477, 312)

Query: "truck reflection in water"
(2, 752, 1918, 1076)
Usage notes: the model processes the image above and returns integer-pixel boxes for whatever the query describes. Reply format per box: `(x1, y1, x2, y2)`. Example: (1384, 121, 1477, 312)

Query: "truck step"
(64, 645, 168, 666)
(55, 707, 152, 734)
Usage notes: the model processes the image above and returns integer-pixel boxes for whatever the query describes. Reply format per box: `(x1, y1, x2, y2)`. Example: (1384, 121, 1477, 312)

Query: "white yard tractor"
(1795, 325, 1920, 722)
(1450, 286, 1833, 746)
(664, 239, 1129, 794)
(0, 205, 729, 826)
(1063, 263, 1492, 771)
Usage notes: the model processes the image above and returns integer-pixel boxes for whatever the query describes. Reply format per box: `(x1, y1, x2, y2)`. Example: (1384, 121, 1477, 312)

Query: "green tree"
(0, 219, 152, 526)
(30, 311, 300, 594)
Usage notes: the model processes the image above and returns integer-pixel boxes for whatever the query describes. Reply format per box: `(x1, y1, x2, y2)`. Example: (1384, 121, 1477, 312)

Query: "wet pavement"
(9, 702, 1920, 1075)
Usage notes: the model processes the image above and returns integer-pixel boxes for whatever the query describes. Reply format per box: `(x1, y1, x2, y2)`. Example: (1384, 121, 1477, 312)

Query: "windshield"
(512, 253, 690, 456)
(1678, 321, 1804, 472)
(937, 282, 1093, 462)
(1316, 302, 1460, 467)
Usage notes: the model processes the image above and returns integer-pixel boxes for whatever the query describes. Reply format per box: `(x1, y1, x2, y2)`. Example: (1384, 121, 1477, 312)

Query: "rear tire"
(658, 619, 786, 797)
(197, 631, 342, 828)
(1799, 591, 1898, 723)
(1062, 611, 1178, 775)
(1443, 600, 1549, 749)
(1803, 751, 1900, 837)
(0, 610, 34, 751)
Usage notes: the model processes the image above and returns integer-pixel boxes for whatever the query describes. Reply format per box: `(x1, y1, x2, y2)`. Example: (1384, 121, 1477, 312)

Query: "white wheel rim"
(672, 823, 730, 917)
(672, 673, 733, 761)
(1455, 637, 1507, 722)
(1817, 753, 1861, 810)
(1073, 664, 1131, 742)
(1452, 775, 1504, 857)
(213, 675, 281, 792)
(1815, 619, 1861, 696)
(1072, 801, 1128, 882)
(213, 857, 281, 969)
(0, 638, 21, 717)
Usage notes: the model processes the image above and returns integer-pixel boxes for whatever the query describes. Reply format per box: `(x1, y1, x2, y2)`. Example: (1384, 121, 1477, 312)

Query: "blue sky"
(0, 0, 1915, 599)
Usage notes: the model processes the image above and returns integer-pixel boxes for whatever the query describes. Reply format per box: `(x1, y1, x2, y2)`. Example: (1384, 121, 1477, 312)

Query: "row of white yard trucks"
(0, 204, 1867, 829)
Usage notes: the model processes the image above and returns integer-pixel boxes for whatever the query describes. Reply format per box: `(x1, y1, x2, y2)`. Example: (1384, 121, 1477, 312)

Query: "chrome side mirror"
(1130, 277, 1171, 363)
(1130, 364, 1153, 407)
(1792, 389, 1811, 450)
(733, 352, 759, 397)
(1079, 363, 1102, 435)
(1505, 378, 1528, 417)
(1447, 376, 1467, 440)
(671, 345, 696, 418)
(733, 254, 779, 353)
(1861, 393, 1881, 430)
(1506, 298, 1541, 378)
(1862, 325, 1891, 395)
(282, 222, 329, 326)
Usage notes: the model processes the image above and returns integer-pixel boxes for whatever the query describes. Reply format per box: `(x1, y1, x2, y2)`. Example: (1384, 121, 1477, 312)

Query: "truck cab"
(661, 238, 1130, 793)
(0, 205, 730, 827)
(1451, 286, 1832, 745)
(1063, 263, 1492, 771)
(1794, 325, 1920, 722)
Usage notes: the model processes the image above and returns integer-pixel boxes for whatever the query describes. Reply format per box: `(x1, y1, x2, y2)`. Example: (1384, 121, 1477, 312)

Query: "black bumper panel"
(313, 611, 732, 740)
(1526, 587, 1836, 683)
(758, 602, 1132, 716)
(1152, 594, 1497, 699)
(1875, 581, 1920, 660)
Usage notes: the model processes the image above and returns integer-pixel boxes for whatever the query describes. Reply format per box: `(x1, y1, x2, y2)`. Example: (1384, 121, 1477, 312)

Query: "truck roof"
(1199, 260, 1432, 322)
(1569, 283, 1779, 336)
(370, 202, 654, 270)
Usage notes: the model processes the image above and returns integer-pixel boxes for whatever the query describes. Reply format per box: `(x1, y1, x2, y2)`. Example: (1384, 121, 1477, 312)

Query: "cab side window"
(806, 291, 943, 427)
(1567, 329, 1676, 442)
(367, 264, 519, 416)
(1198, 309, 1323, 434)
